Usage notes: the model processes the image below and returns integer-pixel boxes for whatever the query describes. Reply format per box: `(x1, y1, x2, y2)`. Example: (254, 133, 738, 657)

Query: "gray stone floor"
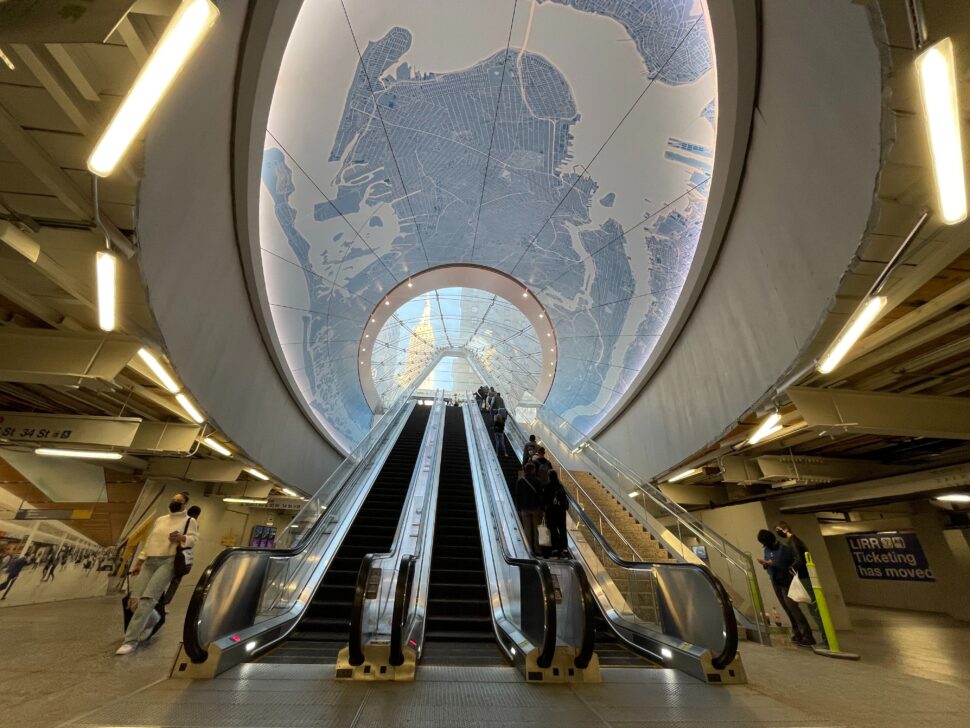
(2, 594, 969, 728)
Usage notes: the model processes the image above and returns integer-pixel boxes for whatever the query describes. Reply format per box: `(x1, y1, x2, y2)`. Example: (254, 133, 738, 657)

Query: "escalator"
(259, 404, 431, 664)
(495, 409, 655, 667)
(422, 406, 506, 666)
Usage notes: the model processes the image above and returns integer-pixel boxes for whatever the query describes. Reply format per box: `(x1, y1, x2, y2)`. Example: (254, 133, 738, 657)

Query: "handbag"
(174, 520, 193, 577)
(788, 574, 812, 604)
(537, 518, 551, 548)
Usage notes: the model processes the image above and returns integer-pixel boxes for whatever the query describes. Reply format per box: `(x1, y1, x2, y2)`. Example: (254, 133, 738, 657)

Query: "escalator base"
(256, 640, 343, 664)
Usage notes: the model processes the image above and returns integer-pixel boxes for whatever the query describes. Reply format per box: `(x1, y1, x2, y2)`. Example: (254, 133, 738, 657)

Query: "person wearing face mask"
(775, 521, 828, 649)
(115, 492, 198, 655)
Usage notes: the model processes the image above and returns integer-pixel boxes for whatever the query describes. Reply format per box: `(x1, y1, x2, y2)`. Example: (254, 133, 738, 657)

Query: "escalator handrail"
(347, 553, 375, 666)
(560, 481, 739, 669)
(390, 555, 416, 667)
(464, 398, 558, 668)
(569, 557, 597, 669)
(505, 414, 737, 669)
(182, 395, 415, 663)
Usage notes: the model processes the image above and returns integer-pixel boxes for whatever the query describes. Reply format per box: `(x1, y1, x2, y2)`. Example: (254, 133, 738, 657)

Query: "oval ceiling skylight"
(258, 0, 716, 451)
(370, 288, 544, 407)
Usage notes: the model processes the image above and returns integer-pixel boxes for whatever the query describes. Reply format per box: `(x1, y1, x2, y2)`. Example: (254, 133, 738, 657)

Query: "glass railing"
(182, 390, 418, 667)
(521, 406, 769, 645)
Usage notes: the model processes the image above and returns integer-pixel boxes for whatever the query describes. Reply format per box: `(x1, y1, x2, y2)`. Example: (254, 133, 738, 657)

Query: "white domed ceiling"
(259, 0, 716, 451)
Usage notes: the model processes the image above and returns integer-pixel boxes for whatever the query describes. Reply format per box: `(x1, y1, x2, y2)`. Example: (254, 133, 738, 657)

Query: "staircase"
(259, 404, 430, 664)
(567, 471, 673, 563)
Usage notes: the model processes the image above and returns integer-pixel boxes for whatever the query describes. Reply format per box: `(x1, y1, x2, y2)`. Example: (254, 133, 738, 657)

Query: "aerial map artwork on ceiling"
(259, 0, 716, 451)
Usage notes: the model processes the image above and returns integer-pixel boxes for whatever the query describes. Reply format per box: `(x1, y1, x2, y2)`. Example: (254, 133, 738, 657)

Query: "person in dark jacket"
(523, 435, 538, 463)
(493, 414, 509, 456)
(775, 521, 827, 648)
(757, 529, 814, 646)
(544, 470, 569, 557)
(515, 462, 544, 553)
(532, 447, 552, 486)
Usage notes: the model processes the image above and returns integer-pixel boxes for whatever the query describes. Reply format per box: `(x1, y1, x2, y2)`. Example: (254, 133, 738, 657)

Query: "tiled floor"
(2, 594, 969, 728)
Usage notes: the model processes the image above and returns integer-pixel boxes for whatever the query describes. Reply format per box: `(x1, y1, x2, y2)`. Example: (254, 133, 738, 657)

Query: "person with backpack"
(493, 413, 509, 456)
(756, 529, 815, 647)
(544, 470, 569, 557)
(532, 447, 552, 486)
(115, 492, 198, 655)
(522, 435, 538, 462)
(514, 462, 544, 554)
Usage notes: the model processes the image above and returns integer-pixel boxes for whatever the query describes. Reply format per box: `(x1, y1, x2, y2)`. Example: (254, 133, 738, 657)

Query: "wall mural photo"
(259, 0, 716, 450)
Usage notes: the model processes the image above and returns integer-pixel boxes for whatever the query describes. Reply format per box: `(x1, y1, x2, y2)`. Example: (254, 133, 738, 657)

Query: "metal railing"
(182, 390, 418, 668)
(525, 405, 769, 644)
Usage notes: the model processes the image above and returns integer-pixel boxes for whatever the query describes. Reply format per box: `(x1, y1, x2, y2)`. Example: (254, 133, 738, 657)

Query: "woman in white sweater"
(116, 492, 199, 655)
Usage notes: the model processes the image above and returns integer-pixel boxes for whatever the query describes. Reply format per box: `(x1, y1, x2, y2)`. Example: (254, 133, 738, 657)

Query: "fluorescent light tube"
(201, 437, 231, 456)
(936, 493, 970, 503)
(816, 296, 887, 374)
(176, 392, 204, 423)
(222, 497, 267, 505)
(668, 467, 702, 483)
(137, 348, 179, 393)
(87, 0, 219, 176)
(244, 466, 269, 481)
(916, 38, 967, 225)
(628, 490, 639, 498)
(0, 221, 41, 262)
(281, 488, 298, 497)
(35, 448, 122, 460)
(747, 412, 783, 445)
(96, 251, 116, 331)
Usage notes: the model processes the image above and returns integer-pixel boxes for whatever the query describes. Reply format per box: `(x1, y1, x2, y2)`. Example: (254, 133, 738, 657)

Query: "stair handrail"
(532, 406, 751, 572)
(182, 390, 417, 664)
(464, 395, 558, 669)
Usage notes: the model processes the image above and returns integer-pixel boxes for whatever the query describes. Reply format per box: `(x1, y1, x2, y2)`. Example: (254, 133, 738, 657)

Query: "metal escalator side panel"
(179, 399, 419, 672)
(460, 400, 558, 672)
(344, 393, 447, 673)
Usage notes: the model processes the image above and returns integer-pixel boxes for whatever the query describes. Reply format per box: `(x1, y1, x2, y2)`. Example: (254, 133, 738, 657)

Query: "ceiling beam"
(788, 386, 970, 440)
(851, 276, 970, 362)
(10, 44, 99, 135)
(0, 103, 135, 255)
(777, 462, 970, 513)
(44, 44, 101, 102)
(0, 270, 84, 330)
(822, 305, 970, 381)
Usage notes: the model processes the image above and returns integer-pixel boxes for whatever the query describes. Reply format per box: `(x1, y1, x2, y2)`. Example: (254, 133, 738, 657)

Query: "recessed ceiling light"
(384, 300, 390, 306)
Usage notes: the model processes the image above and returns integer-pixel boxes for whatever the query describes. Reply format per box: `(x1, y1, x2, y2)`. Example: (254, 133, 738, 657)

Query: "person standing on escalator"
(515, 462, 544, 554)
(493, 413, 509, 457)
(544, 470, 569, 557)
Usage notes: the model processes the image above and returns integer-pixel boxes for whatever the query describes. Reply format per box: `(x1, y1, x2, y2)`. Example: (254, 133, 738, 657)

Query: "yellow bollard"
(805, 552, 860, 660)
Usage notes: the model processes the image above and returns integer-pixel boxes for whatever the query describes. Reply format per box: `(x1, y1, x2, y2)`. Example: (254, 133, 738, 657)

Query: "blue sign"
(846, 531, 934, 582)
